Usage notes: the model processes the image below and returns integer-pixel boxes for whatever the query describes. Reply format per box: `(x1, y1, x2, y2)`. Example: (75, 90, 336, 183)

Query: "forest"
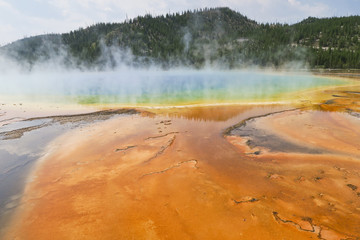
(1, 7, 360, 70)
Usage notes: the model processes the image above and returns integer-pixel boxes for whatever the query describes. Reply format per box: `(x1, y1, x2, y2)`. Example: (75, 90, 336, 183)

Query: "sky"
(0, 0, 360, 45)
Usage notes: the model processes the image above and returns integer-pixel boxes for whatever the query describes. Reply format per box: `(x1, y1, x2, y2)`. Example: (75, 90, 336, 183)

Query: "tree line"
(1, 7, 360, 69)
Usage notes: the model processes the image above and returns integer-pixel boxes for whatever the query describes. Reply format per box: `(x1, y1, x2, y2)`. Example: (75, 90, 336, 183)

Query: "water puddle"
(0, 110, 138, 236)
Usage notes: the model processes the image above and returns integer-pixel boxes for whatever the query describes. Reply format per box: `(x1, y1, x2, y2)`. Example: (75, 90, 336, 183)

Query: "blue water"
(0, 70, 346, 105)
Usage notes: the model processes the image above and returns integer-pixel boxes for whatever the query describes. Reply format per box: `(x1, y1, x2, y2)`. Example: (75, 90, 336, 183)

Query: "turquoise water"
(0, 70, 346, 106)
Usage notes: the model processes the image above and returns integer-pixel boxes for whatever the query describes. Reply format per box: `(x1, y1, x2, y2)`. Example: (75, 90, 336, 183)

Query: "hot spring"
(0, 70, 347, 106)
(1, 69, 360, 240)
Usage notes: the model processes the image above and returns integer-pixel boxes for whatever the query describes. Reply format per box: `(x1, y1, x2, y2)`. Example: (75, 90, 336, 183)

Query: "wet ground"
(0, 109, 138, 235)
(1, 82, 360, 239)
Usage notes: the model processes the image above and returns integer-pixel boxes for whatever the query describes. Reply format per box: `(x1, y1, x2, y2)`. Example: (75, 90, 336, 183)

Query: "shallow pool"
(0, 70, 347, 106)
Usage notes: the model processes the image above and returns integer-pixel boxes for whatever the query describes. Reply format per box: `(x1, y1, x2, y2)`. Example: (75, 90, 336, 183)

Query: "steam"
(0, 9, 313, 72)
(182, 30, 192, 53)
(0, 35, 333, 107)
(0, 66, 344, 107)
(0, 10, 336, 108)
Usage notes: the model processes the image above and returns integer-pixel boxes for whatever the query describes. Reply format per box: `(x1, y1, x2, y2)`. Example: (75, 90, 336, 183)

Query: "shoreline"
(4, 97, 360, 239)
(1, 73, 360, 239)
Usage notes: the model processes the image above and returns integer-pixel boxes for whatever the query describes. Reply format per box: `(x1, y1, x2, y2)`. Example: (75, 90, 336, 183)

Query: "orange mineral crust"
(4, 105, 360, 240)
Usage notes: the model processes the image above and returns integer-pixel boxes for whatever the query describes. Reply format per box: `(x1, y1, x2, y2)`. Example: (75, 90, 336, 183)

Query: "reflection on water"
(0, 71, 346, 106)
(0, 111, 133, 236)
(0, 122, 69, 235)
(0, 119, 52, 134)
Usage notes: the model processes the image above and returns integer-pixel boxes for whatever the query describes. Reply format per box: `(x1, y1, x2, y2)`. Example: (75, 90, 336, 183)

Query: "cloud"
(287, 0, 329, 17)
(236, 0, 330, 23)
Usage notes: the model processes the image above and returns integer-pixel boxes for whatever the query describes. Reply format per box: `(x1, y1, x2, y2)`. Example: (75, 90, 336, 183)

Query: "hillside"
(1, 7, 360, 70)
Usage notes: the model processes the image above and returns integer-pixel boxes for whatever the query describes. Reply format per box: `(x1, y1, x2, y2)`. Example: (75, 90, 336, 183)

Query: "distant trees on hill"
(1, 8, 360, 70)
